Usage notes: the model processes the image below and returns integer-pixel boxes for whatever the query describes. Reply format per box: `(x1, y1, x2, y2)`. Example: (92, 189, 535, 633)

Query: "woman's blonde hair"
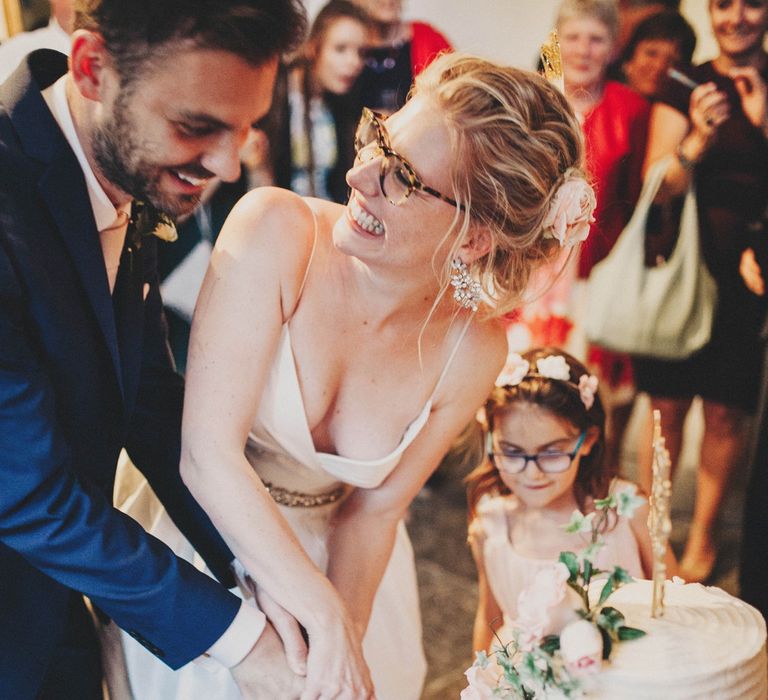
(556, 0, 620, 40)
(412, 53, 588, 319)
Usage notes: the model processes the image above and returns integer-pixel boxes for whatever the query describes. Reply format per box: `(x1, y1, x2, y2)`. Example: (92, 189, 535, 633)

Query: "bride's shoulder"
(453, 315, 507, 384)
(216, 188, 340, 274)
(220, 187, 317, 249)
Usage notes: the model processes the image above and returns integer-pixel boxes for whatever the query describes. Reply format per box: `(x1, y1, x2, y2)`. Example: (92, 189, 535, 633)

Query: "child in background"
(466, 347, 676, 654)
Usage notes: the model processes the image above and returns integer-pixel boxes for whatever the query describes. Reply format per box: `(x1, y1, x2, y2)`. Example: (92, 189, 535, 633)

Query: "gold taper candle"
(648, 409, 672, 618)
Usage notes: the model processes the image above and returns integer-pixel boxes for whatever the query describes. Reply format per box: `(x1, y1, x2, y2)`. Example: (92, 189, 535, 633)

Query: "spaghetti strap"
(296, 198, 319, 302)
(429, 314, 474, 401)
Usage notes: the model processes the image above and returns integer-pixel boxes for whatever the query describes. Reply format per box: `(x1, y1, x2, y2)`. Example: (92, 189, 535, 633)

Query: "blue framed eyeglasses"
(487, 431, 587, 474)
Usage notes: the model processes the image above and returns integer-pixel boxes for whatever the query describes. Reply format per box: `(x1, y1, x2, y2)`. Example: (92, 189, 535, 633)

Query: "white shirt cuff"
(205, 600, 267, 668)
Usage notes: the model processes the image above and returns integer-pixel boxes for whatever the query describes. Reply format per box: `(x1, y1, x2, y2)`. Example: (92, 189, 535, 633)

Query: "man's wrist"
(205, 601, 267, 668)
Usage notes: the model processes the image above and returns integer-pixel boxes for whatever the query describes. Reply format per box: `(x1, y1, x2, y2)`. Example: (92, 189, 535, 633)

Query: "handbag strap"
(663, 173, 699, 268)
(597, 156, 674, 262)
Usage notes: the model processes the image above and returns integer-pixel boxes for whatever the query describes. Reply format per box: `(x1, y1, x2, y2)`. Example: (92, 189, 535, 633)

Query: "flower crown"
(495, 353, 599, 410)
(542, 171, 597, 248)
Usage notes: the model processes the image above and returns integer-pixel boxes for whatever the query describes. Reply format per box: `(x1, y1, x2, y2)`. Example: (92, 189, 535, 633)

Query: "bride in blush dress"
(115, 52, 594, 700)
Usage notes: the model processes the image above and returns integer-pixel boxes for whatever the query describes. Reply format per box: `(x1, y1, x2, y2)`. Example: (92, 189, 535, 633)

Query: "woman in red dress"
(543, 0, 650, 470)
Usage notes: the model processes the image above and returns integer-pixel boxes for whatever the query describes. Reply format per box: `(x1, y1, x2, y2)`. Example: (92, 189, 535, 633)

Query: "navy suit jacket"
(0, 50, 242, 698)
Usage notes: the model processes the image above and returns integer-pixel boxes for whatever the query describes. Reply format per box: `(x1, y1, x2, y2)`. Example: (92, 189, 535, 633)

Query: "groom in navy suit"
(0, 2, 306, 698)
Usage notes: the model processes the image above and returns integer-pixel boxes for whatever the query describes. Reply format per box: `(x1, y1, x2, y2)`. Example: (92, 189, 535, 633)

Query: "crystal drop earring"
(450, 258, 482, 311)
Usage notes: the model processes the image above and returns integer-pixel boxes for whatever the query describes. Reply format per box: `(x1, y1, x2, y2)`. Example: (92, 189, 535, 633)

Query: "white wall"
(681, 0, 718, 63)
(304, 0, 715, 69)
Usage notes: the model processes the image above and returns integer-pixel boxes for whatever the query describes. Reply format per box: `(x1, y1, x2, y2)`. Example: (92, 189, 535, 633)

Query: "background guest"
(0, 0, 73, 82)
(255, 0, 371, 203)
(635, 0, 768, 583)
(353, 0, 452, 114)
(738, 230, 768, 620)
(619, 9, 696, 99)
(557, 0, 650, 472)
(615, 0, 682, 57)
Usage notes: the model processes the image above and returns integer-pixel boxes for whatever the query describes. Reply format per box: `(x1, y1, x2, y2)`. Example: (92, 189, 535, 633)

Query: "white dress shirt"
(40, 74, 266, 668)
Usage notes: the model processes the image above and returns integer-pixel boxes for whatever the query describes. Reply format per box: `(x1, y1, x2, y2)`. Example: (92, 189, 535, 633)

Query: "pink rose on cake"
(559, 619, 604, 677)
(515, 562, 582, 650)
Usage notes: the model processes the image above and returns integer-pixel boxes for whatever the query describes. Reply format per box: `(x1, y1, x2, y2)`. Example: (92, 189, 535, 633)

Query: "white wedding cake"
(588, 579, 767, 699)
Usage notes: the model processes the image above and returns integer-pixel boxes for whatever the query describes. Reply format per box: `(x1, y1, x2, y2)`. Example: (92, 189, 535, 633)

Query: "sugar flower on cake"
(496, 353, 530, 387)
(514, 562, 582, 651)
(535, 355, 571, 382)
(615, 483, 646, 519)
(559, 620, 604, 677)
(565, 510, 596, 535)
(460, 652, 503, 700)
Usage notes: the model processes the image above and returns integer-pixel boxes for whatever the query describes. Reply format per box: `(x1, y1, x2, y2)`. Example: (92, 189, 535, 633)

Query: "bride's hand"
(302, 608, 375, 700)
(252, 583, 308, 676)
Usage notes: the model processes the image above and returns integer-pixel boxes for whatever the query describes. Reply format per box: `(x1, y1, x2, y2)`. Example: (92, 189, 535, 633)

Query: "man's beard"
(91, 93, 202, 218)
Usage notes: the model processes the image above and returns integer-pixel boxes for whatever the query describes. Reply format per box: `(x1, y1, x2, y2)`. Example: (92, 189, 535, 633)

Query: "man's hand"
(230, 623, 304, 699)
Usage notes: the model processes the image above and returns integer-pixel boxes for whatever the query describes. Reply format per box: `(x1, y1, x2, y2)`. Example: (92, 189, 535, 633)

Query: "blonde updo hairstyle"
(413, 53, 588, 318)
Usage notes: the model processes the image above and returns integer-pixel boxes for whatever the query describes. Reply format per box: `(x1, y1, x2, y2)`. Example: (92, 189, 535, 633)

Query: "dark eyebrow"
(176, 111, 266, 133)
(175, 111, 233, 132)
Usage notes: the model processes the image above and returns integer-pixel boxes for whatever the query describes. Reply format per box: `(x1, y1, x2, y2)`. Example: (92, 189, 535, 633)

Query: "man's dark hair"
(621, 10, 697, 66)
(74, 0, 306, 79)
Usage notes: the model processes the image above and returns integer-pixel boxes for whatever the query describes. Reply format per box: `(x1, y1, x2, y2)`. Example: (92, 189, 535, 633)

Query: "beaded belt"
(262, 480, 346, 508)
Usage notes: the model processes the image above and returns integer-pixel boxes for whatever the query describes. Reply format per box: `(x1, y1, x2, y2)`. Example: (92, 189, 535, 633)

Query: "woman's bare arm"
(180, 188, 371, 699)
(644, 83, 729, 203)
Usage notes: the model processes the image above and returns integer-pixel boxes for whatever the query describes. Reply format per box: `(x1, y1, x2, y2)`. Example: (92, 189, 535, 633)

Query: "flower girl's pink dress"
(471, 486, 644, 646)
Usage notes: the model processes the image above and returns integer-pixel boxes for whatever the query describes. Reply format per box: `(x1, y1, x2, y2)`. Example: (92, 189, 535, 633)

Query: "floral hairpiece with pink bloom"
(494, 353, 599, 410)
(542, 171, 597, 248)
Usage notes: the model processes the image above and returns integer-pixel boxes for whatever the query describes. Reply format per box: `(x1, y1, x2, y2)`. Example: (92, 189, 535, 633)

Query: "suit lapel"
(3, 51, 124, 397)
(39, 164, 124, 397)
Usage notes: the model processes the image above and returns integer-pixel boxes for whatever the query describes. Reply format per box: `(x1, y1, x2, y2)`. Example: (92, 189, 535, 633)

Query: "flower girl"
(465, 347, 676, 654)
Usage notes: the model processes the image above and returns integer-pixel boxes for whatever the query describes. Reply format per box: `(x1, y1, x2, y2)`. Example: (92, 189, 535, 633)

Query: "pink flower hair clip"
(542, 172, 597, 248)
(578, 374, 599, 410)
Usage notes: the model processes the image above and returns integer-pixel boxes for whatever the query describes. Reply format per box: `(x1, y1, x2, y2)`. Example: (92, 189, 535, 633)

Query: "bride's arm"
(325, 320, 507, 634)
(179, 188, 371, 699)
